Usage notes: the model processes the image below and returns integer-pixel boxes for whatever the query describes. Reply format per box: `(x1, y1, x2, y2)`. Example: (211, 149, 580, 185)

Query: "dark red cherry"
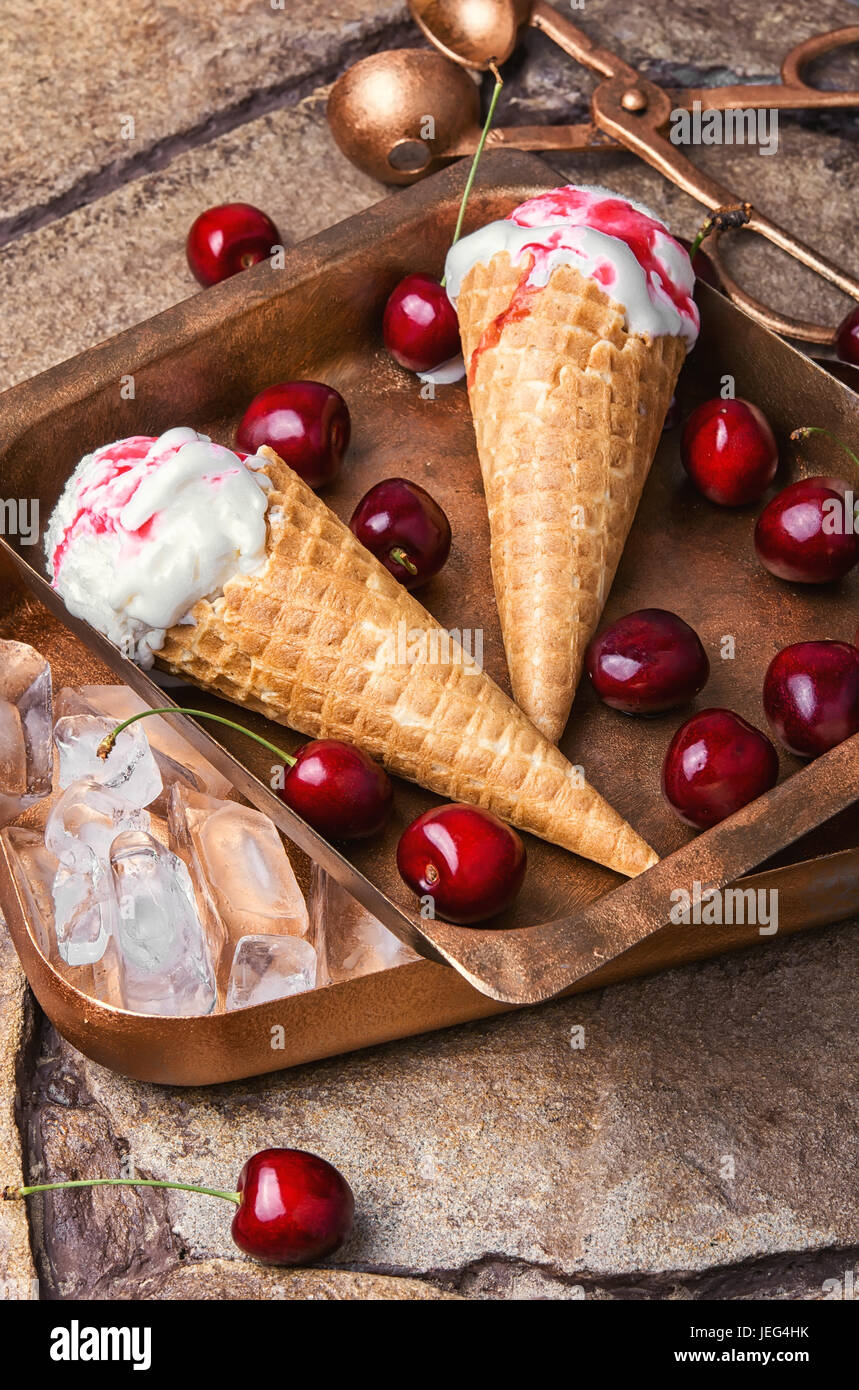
(754, 476, 859, 584)
(836, 305, 859, 367)
(681, 398, 778, 506)
(662, 708, 779, 829)
(236, 381, 351, 489)
(186, 203, 281, 287)
(279, 740, 393, 841)
(349, 478, 452, 588)
(763, 641, 859, 759)
(231, 1148, 354, 1265)
(397, 803, 526, 924)
(586, 608, 709, 715)
(382, 273, 461, 373)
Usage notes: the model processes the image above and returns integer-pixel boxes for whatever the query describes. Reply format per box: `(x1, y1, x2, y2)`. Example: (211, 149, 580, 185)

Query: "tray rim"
(0, 148, 857, 1007)
(3, 821, 857, 1085)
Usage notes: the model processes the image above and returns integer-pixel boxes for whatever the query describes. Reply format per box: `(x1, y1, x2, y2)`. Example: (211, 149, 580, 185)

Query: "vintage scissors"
(328, 3, 859, 342)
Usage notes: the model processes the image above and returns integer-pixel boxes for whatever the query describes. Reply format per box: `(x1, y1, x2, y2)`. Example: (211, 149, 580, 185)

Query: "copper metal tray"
(0, 150, 857, 1084)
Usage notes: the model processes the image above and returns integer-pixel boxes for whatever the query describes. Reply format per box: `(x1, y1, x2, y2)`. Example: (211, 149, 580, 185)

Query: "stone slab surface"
(0, 931, 37, 1300)
(0, 0, 411, 236)
(17, 924, 859, 1300)
(1, 0, 857, 1301)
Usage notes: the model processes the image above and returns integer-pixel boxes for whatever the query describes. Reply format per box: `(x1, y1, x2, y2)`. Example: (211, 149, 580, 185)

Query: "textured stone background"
(0, 0, 857, 1300)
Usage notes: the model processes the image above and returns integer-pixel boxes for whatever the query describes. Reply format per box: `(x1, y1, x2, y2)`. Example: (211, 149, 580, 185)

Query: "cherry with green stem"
(99, 706, 393, 841)
(5, 1147, 355, 1266)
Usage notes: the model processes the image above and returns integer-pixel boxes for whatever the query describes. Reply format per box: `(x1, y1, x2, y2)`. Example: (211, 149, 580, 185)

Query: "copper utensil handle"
(781, 23, 859, 99)
(530, 0, 637, 82)
(593, 78, 859, 331)
(700, 238, 839, 344)
(673, 24, 859, 111)
(451, 122, 620, 156)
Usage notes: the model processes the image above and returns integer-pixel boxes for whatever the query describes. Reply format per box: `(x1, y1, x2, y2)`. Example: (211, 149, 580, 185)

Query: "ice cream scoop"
(45, 429, 271, 667)
(445, 183, 700, 351)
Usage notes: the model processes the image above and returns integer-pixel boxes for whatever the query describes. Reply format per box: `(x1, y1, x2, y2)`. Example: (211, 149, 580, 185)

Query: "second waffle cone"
(157, 449, 656, 877)
(456, 253, 687, 743)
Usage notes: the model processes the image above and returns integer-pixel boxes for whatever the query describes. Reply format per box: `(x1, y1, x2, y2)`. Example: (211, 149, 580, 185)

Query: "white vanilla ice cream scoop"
(45, 428, 272, 667)
(445, 183, 700, 350)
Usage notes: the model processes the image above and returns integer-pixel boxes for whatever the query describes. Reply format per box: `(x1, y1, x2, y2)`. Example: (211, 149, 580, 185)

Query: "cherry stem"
(689, 202, 752, 260)
(97, 707, 297, 768)
(389, 547, 418, 576)
(440, 64, 504, 288)
(790, 426, 859, 477)
(5, 1178, 240, 1205)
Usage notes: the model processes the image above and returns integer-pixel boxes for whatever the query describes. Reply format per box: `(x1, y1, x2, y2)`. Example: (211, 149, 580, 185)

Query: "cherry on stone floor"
(7, 1147, 355, 1269)
(231, 1148, 355, 1265)
(186, 203, 281, 287)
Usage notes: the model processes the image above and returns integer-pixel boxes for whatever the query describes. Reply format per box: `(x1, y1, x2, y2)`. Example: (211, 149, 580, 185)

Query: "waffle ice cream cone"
(448, 186, 698, 743)
(158, 448, 656, 877)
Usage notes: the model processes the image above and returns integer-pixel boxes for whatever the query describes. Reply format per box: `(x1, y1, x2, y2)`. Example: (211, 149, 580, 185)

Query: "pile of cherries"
(588, 396, 859, 829)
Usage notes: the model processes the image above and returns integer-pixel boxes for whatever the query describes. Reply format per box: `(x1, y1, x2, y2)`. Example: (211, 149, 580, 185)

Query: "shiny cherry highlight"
(382, 273, 461, 373)
(754, 476, 859, 584)
(279, 739, 393, 840)
(681, 398, 778, 506)
(231, 1148, 354, 1265)
(763, 641, 859, 758)
(350, 478, 452, 588)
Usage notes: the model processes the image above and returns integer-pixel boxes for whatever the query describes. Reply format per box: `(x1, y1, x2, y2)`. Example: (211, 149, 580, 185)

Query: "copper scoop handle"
(593, 77, 859, 340)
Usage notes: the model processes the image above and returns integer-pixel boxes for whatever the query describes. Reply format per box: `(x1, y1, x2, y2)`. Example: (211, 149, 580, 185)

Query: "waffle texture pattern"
(456, 253, 687, 743)
(158, 448, 656, 876)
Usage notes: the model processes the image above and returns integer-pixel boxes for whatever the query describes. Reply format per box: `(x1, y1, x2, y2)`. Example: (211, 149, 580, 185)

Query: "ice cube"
(54, 714, 162, 808)
(0, 700, 27, 793)
(52, 851, 116, 966)
(309, 865, 419, 984)
(2, 826, 60, 957)
(169, 785, 309, 944)
(45, 776, 150, 868)
(2, 826, 121, 1002)
(0, 640, 53, 826)
(109, 830, 217, 1016)
(225, 934, 317, 1011)
(55, 685, 231, 816)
